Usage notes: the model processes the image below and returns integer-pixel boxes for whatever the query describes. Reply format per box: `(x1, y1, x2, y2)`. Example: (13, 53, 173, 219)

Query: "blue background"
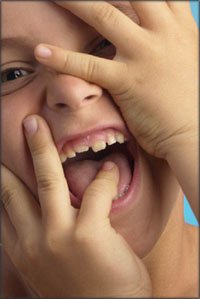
(191, 0, 199, 26)
(184, 1, 199, 226)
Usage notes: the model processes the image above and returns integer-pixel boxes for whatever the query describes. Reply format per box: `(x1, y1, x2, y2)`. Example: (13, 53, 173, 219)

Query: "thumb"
(78, 161, 119, 225)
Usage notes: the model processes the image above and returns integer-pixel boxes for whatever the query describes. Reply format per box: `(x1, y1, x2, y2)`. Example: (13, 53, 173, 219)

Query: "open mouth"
(60, 129, 137, 210)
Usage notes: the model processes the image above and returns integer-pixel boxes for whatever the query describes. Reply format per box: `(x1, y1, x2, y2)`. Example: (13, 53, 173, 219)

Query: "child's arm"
(1, 115, 152, 298)
(35, 1, 198, 218)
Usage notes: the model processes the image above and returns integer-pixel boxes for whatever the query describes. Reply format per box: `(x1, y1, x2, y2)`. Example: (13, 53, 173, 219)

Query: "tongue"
(64, 151, 132, 200)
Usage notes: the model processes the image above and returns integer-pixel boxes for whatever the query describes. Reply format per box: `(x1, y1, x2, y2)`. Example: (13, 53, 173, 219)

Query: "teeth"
(124, 185, 130, 192)
(116, 133, 125, 144)
(107, 134, 117, 146)
(66, 149, 76, 158)
(60, 154, 67, 163)
(60, 131, 127, 162)
(112, 185, 130, 201)
(112, 193, 124, 201)
(113, 193, 123, 200)
(113, 195, 119, 201)
(92, 140, 106, 152)
(74, 145, 89, 153)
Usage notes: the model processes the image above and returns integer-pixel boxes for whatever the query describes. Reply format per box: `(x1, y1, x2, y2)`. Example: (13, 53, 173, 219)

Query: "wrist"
(156, 125, 198, 162)
(165, 130, 198, 165)
(164, 130, 198, 217)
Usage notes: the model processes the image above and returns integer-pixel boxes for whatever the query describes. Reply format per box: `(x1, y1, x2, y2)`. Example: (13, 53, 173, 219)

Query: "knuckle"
(83, 184, 106, 200)
(21, 239, 39, 260)
(148, 39, 162, 60)
(37, 173, 60, 192)
(14, 247, 30, 271)
(96, 175, 116, 187)
(93, 3, 117, 27)
(74, 227, 93, 245)
(73, 228, 85, 243)
(84, 187, 97, 199)
(44, 233, 60, 254)
(13, 256, 25, 273)
(102, 175, 116, 184)
(80, 56, 98, 81)
(31, 141, 47, 157)
(84, 177, 116, 199)
(84, 182, 101, 198)
(62, 52, 70, 73)
(1, 187, 18, 209)
(141, 33, 161, 57)
(14, 255, 24, 270)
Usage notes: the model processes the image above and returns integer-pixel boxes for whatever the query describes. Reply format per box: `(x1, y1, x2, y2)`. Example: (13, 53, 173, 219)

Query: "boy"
(1, 1, 198, 297)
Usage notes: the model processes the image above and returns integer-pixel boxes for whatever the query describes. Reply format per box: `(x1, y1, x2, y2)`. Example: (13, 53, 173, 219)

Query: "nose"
(46, 74, 103, 112)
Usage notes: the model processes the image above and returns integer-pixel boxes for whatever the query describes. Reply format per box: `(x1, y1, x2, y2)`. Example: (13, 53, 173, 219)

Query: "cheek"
(100, 91, 122, 117)
(2, 87, 42, 195)
(2, 96, 30, 166)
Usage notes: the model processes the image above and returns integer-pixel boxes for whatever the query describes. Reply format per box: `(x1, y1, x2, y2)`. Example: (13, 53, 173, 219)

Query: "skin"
(1, 1, 198, 297)
(37, 0, 198, 216)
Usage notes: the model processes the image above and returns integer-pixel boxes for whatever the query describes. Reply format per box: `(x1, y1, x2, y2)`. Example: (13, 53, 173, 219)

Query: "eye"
(1, 63, 36, 96)
(94, 39, 112, 52)
(91, 38, 116, 59)
(1, 68, 32, 83)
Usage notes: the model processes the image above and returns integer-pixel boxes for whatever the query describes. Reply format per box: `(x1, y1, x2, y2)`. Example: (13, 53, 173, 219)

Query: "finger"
(35, 44, 127, 92)
(107, 1, 140, 25)
(130, 1, 173, 30)
(1, 165, 41, 239)
(167, 1, 193, 19)
(1, 208, 17, 258)
(77, 161, 119, 226)
(55, 1, 145, 54)
(23, 115, 75, 230)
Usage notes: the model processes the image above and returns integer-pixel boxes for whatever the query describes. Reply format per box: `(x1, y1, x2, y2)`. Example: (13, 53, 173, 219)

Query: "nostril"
(56, 103, 67, 108)
(85, 95, 96, 101)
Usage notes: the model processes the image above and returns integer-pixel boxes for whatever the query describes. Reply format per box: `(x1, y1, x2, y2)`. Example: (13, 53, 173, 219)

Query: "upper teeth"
(60, 132, 127, 163)
(92, 140, 106, 152)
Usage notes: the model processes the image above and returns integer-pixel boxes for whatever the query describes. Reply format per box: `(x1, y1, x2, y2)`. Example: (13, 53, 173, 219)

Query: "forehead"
(2, 1, 73, 26)
(2, 1, 84, 43)
(2, 1, 139, 48)
(2, 1, 139, 32)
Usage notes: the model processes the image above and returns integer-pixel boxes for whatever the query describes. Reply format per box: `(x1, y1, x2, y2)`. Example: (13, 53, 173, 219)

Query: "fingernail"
(23, 117, 38, 136)
(102, 161, 116, 171)
(35, 45, 52, 58)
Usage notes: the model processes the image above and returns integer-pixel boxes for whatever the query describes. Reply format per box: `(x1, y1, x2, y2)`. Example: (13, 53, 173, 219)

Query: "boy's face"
(2, 1, 181, 258)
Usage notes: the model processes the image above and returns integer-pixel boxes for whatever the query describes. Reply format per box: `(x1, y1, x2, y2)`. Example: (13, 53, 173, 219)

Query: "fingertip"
(101, 161, 119, 184)
(35, 44, 52, 59)
(101, 161, 116, 171)
(22, 114, 51, 143)
(22, 115, 50, 139)
(23, 116, 38, 136)
(79, 161, 119, 223)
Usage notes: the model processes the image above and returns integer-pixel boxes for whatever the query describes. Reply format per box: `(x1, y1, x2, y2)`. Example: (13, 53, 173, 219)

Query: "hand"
(34, 1, 198, 160)
(1, 115, 152, 297)
(34, 1, 198, 218)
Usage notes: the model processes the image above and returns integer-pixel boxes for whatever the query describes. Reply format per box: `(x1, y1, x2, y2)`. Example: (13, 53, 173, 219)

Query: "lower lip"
(68, 139, 140, 212)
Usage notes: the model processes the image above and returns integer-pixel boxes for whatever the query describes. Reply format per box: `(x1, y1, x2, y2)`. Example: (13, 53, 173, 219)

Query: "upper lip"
(56, 123, 131, 154)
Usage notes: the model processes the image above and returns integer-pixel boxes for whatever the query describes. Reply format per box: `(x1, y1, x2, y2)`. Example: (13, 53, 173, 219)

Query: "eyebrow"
(1, 36, 36, 50)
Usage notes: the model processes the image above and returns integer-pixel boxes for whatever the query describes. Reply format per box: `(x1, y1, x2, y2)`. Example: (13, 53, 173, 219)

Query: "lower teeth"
(113, 185, 130, 201)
